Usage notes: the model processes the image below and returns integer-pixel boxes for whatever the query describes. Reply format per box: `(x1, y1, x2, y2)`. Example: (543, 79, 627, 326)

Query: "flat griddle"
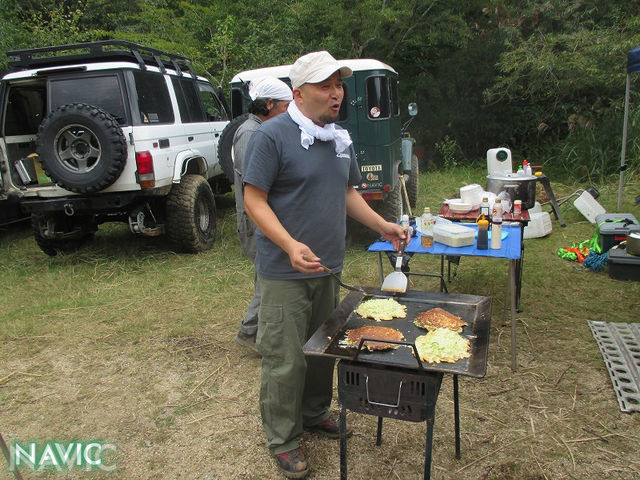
(303, 288, 492, 378)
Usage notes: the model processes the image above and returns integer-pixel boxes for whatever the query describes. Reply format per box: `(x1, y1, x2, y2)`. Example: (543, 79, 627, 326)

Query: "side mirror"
(408, 103, 418, 116)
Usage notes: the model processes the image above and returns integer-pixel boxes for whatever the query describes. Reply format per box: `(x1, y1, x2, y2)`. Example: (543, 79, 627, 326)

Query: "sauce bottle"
(492, 197, 503, 219)
(477, 214, 489, 250)
(480, 197, 490, 218)
(491, 215, 502, 249)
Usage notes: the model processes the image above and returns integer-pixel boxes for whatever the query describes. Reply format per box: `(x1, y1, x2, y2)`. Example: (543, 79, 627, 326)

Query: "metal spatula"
(302, 255, 366, 293)
(381, 239, 408, 293)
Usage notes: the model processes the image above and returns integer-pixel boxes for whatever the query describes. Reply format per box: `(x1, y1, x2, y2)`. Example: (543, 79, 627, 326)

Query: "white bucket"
(524, 212, 553, 239)
(528, 201, 542, 214)
(487, 148, 512, 175)
(573, 190, 605, 223)
(459, 184, 483, 206)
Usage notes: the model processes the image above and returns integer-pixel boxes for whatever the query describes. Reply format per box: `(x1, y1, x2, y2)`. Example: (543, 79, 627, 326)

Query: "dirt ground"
(2, 306, 639, 480)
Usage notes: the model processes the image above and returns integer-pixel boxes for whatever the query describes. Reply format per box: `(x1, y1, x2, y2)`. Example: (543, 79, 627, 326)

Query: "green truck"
(218, 59, 418, 221)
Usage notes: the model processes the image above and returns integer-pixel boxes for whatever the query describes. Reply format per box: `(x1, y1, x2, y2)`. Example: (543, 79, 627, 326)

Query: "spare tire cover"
(36, 103, 127, 193)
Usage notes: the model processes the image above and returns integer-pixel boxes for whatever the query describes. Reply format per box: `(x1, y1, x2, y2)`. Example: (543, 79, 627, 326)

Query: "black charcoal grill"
(303, 288, 492, 480)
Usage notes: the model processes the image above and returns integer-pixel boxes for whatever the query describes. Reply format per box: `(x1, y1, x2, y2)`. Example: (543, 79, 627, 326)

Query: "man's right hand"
(288, 242, 325, 274)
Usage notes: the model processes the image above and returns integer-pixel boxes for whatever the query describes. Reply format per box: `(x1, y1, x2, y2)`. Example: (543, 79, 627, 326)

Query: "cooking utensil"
(381, 239, 408, 293)
(302, 255, 366, 293)
(486, 173, 537, 209)
(627, 232, 640, 256)
(303, 289, 492, 377)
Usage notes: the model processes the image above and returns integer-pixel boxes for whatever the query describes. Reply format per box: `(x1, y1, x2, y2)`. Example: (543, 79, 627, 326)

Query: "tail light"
(135, 151, 155, 188)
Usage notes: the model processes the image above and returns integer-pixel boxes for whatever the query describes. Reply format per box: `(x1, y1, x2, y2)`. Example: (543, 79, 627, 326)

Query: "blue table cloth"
(368, 224, 521, 260)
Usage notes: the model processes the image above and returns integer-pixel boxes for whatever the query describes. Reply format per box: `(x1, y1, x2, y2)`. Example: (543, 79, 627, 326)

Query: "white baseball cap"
(289, 51, 352, 88)
(248, 76, 293, 101)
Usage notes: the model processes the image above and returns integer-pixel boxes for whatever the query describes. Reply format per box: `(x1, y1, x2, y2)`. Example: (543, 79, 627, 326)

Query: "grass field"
(1, 167, 639, 479)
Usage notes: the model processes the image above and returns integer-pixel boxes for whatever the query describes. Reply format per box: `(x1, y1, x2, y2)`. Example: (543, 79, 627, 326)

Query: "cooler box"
(608, 247, 640, 281)
(596, 213, 640, 252)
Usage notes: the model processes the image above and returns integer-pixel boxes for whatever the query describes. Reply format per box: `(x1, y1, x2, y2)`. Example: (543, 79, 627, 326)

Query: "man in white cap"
(243, 51, 405, 478)
(233, 76, 293, 351)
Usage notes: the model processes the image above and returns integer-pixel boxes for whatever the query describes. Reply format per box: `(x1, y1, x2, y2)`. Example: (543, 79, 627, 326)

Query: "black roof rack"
(6, 40, 197, 78)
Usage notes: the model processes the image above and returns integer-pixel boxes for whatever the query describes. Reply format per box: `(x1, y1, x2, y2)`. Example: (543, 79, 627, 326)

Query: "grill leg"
(424, 417, 435, 480)
(453, 374, 461, 459)
(340, 405, 347, 480)
(376, 416, 383, 446)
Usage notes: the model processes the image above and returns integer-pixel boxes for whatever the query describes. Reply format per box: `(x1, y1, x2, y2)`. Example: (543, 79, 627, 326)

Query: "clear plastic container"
(433, 223, 476, 247)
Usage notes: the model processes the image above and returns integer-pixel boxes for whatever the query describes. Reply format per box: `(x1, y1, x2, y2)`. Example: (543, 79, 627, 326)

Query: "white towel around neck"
(287, 101, 352, 154)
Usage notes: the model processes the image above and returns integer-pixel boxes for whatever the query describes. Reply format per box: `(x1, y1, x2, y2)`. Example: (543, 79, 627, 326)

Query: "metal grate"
(588, 321, 640, 413)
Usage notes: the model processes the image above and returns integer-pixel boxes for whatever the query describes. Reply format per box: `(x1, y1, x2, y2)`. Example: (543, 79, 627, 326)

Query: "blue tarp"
(627, 46, 640, 73)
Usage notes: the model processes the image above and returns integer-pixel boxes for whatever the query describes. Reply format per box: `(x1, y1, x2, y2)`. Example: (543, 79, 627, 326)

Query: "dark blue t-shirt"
(243, 113, 361, 279)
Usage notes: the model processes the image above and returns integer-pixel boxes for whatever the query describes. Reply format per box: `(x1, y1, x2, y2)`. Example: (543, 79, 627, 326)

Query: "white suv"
(0, 40, 230, 255)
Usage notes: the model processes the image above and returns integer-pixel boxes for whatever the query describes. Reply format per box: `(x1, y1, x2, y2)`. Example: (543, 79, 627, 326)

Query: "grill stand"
(337, 360, 461, 480)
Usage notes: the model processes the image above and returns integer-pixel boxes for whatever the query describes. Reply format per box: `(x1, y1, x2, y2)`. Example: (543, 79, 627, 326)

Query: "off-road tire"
(31, 213, 96, 256)
(407, 154, 419, 209)
(36, 103, 127, 193)
(165, 174, 216, 252)
(217, 113, 250, 183)
(373, 177, 402, 223)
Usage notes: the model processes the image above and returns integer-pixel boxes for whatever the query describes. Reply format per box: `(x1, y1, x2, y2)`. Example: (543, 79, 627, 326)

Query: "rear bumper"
(20, 187, 170, 215)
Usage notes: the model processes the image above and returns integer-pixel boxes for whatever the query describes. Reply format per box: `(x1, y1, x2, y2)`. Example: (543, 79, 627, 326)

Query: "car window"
(230, 87, 245, 118)
(198, 83, 228, 121)
(49, 75, 127, 124)
(338, 82, 349, 122)
(131, 70, 174, 124)
(172, 77, 205, 123)
(390, 78, 399, 117)
(4, 84, 46, 135)
(366, 76, 390, 120)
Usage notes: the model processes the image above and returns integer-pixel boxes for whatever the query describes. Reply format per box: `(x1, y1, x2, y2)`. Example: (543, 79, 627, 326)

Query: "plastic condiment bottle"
(420, 208, 434, 234)
(477, 214, 489, 250)
(491, 215, 502, 249)
(420, 207, 434, 248)
(523, 159, 532, 176)
(516, 165, 525, 176)
(492, 197, 503, 219)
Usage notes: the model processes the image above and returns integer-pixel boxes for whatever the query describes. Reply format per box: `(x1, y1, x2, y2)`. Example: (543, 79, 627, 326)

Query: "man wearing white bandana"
(243, 51, 406, 479)
(233, 76, 292, 352)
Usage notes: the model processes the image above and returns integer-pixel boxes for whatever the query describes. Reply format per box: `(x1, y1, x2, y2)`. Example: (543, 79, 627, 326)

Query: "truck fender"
(172, 150, 208, 182)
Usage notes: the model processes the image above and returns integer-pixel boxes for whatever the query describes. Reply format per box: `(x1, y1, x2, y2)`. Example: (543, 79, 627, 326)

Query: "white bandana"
(248, 76, 293, 101)
(287, 101, 352, 154)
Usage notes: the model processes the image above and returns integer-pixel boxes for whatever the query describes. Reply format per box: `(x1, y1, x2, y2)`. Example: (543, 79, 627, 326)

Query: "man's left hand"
(380, 222, 407, 251)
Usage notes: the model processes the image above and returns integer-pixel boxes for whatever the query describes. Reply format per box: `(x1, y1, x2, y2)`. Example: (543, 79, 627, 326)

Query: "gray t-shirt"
(243, 113, 361, 279)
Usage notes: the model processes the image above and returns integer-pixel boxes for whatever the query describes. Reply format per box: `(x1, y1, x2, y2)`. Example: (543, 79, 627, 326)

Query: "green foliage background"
(2, 0, 640, 182)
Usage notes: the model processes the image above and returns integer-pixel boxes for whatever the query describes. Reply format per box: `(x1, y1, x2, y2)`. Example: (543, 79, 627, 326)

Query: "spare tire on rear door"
(36, 103, 127, 193)
(217, 113, 249, 183)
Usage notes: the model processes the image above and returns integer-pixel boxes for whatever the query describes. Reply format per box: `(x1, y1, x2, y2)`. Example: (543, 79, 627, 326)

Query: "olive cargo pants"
(256, 275, 339, 454)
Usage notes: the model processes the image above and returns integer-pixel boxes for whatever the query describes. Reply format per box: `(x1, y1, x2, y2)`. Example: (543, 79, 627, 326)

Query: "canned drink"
(513, 200, 522, 215)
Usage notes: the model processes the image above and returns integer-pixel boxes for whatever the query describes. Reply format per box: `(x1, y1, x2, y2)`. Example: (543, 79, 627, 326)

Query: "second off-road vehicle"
(218, 59, 418, 222)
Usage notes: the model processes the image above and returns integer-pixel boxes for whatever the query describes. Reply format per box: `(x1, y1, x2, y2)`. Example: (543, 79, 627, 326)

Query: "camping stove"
(303, 288, 492, 480)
